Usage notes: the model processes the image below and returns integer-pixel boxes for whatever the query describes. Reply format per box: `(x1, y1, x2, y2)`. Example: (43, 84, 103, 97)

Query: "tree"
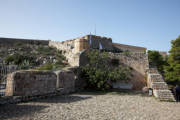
(148, 50, 167, 73)
(80, 50, 131, 91)
(164, 36, 180, 85)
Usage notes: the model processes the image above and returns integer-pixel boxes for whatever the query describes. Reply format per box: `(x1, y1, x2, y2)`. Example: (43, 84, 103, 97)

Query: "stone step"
(153, 90, 175, 101)
(149, 74, 164, 82)
(151, 82, 168, 90)
(148, 68, 159, 74)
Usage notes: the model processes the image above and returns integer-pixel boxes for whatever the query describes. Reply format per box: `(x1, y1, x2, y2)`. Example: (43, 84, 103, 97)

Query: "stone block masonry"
(147, 68, 175, 101)
(0, 37, 49, 47)
(109, 53, 149, 90)
(55, 68, 76, 94)
(5, 70, 57, 96)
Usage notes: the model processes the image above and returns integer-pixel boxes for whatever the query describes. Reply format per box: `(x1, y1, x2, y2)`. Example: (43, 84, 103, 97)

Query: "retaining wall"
(110, 53, 149, 90)
(55, 68, 76, 94)
(5, 70, 57, 96)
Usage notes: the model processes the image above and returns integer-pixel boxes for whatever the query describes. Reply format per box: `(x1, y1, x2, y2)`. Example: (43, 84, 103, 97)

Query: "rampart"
(113, 43, 146, 53)
(79, 51, 149, 90)
(109, 52, 149, 89)
(110, 53, 149, 75)
(0, 37, 49, 47)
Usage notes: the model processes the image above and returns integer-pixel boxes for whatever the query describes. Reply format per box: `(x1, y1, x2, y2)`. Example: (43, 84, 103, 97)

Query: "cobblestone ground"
(0, 91, 180, 120)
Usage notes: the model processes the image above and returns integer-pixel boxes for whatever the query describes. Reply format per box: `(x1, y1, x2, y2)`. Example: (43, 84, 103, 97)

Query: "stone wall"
(0, 37, 49, 47)
(110, 53, 149, 76)
(112, 43, 146, 53)
(55, 68, 76, 94)
(83, 35, 113, 50)
(49, 35, 147, 66)
(79, 51, 149, 90)
(109, 53, 149, 90)
(5, 70, 57, 96)
(49, 40, 80, 66)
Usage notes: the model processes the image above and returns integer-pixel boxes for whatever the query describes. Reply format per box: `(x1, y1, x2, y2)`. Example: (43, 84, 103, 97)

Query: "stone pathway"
(0, 91, 180, 120)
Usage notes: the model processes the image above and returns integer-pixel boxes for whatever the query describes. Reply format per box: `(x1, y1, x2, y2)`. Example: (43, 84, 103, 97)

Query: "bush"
(148, 50, 167, 74)
(36, 63, 55, 71)
(81, 50, 131, 91)
(164, 36, 180, 85)
(36, 46, 56, 56)
(5, 53, 35, 66)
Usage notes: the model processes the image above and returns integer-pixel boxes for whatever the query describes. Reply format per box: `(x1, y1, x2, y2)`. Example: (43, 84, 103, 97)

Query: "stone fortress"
(0, 35, 175, 101)
(49, 35, 147, 66)
(49, 35, 149, 90)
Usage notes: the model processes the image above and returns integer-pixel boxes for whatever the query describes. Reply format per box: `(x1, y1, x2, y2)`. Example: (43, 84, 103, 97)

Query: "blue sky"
(0, 0, 180, 52)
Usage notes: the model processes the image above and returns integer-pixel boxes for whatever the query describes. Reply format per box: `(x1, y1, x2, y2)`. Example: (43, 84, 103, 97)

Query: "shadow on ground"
(0, 95, 92, 120)
(0, 104, 48, 120)
(76, 89, 149, 97)
(33, 95, 92, 103)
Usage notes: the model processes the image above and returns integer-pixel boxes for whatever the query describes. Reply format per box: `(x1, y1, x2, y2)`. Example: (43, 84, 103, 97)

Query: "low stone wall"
(0, 68, 79, 105)
(5, 70, 57, 96)
(55, 68, 76, 94)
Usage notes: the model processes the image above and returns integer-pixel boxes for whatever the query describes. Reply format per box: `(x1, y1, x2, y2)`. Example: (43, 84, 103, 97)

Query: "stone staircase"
(147, 68, 175, 101)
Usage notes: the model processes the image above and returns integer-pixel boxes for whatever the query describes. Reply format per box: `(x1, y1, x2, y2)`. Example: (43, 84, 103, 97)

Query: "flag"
(99, 42, 103, 50)
(89, 33, 92, 46)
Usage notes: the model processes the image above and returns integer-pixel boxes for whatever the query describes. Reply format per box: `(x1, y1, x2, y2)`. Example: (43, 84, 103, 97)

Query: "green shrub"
(81, 50, 131, 91)
(5, 53, 35, 66)
(36, 63, 55, 71)
(164, 36, 180, 85)
(36, 46, 56, 55)
(123, 50, 131, 55)
(148, 50, 167, 74)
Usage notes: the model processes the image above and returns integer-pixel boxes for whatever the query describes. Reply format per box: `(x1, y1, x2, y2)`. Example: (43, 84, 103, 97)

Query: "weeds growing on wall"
(80, 50, 131, 91)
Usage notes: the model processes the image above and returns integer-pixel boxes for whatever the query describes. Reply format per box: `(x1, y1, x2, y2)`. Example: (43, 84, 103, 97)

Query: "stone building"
(49, 35, 147, 66)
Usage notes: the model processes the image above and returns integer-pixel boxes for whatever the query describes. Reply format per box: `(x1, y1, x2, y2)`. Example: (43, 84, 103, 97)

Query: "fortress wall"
(110, 53, 149, 89)
(113, 43, 146, 53)
(84, 35, 113, 50)
(0, 37, 49, 47)
(49, 40, 80, 66)
(74, 39, 90, 53)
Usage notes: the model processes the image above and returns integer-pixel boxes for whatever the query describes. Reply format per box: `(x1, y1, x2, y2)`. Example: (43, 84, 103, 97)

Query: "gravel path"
(0, 91, 180, 120)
